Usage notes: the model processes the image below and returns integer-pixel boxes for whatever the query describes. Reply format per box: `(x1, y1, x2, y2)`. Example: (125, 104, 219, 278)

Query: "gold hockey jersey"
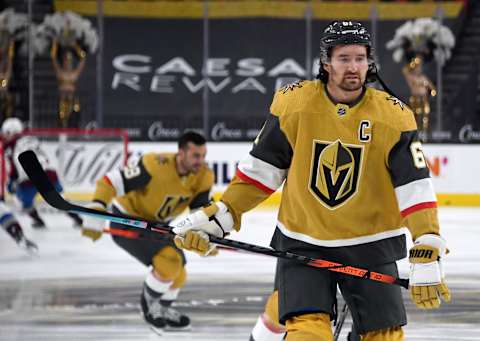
(93, 153, 214, 222)
(222, 80, 439, 260)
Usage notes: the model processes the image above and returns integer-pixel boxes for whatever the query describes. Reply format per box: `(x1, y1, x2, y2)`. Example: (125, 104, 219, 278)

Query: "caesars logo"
(111, 55, 320, 94)
(309, 140, 363, 210)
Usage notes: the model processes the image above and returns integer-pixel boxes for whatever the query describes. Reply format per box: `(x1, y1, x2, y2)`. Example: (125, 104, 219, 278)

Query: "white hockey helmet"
(1, 117, 24, 139)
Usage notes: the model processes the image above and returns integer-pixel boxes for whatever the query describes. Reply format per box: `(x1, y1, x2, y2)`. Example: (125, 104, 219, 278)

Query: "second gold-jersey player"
(82, 131, 214, 333)
(96, 151, 213, 223)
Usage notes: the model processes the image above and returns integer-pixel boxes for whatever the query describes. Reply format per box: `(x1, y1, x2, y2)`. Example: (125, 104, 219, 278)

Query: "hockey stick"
(19, 150, 409, 289)
(333, 303, 349, 341)
(104, 226, 237, 252)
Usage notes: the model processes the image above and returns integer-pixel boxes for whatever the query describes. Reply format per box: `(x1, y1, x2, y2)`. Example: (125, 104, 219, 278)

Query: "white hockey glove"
(172, 202, 234, 256)
(409, 234, 451, 309)
(81, 202, 107, 242)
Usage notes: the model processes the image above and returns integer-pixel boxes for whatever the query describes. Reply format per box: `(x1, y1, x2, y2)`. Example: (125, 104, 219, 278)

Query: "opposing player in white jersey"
(172, 21, 450, 341)
(1, 117, 83, 228)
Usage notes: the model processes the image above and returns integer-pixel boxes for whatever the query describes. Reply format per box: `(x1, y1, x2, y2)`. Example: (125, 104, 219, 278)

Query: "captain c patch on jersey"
(309, 139, 363, 209)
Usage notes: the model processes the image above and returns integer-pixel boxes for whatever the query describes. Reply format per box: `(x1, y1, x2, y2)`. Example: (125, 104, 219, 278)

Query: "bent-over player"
(82, 131, 214, 333)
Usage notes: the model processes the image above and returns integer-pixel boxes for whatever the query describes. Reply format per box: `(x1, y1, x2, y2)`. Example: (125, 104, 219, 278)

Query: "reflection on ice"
(0, 207, 479, 340)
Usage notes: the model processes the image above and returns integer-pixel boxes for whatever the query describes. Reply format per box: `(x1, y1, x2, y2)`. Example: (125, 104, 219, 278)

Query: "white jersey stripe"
(394, 178, 437, 212)
(112, 200, 128, 214)
(237, 154, 287, 192)
(277, 221, 408, 247)
(105, 169, 125, 197)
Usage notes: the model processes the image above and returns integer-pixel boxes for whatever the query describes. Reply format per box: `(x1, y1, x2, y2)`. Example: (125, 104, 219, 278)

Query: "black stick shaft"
(18, 150, 409, 289)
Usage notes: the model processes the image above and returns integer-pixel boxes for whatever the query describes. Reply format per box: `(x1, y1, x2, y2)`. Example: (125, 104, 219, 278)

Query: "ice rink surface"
(0, 206, 479, 341)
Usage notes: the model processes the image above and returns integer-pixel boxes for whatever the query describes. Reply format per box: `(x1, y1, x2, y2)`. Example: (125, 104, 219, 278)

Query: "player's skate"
(27, 208, 46, 229)
(31, 220, 46, 229)
(140, 285, 191, 334)
(67, 212, 83, 229)
(5, 222, 38, 253)
(160, 302, 191, 331)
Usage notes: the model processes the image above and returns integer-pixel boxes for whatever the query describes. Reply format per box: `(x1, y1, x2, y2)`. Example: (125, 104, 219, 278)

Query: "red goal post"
(0, 128, 129, 202)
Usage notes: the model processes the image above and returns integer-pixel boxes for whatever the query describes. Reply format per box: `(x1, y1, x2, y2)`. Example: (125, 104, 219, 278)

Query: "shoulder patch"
(279, 80, 305, 94)
(155, 155, 169, 164)
(385, 95, 406, 110)
(271, 80, 314, 117)
(384, 95, 416, 131)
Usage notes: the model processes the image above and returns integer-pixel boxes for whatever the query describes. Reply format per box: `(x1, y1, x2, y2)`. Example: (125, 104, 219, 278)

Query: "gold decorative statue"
(402, 56, 436, 136)
(38, 11, 98, 127)
(0, 29, 14, 120)
(50, 33, 86, 128)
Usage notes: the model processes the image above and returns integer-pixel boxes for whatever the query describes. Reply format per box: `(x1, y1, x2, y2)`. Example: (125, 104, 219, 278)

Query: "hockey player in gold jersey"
(81, 131, 214, 333)
(172, 21, 450, 341)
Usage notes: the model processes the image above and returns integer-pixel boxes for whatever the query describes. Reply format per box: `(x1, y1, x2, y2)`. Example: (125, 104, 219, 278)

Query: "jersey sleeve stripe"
(236, 169, 275, 194)
(394, 177, 437, 212)
(400, 201, 437, 217)
(105, 170, 125, 196)
(237, 153, 286, 192)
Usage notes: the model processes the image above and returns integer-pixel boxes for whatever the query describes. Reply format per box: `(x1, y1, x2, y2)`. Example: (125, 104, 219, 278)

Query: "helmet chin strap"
(369, 65, 409, 107)
(375, 73, 396, 97)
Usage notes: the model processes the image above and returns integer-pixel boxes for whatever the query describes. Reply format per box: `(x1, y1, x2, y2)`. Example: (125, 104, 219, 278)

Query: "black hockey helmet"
(317, 21, 377, 83)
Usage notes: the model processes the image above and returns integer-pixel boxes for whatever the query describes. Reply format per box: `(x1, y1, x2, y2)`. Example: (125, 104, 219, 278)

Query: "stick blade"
(18, 150, 71, 211)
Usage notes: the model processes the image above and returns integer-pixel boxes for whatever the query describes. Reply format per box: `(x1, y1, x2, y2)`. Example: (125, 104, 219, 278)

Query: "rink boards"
(19, 142, 480, 206)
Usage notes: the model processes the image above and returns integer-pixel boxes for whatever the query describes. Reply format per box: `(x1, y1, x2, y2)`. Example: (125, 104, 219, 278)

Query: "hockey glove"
(172, 202, 234, 256)
(81, 202, 106, 242)
(409, 234, 451, 309)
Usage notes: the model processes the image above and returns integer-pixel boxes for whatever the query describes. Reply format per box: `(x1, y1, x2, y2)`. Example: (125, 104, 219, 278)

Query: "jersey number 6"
(410, 141, 427, 169)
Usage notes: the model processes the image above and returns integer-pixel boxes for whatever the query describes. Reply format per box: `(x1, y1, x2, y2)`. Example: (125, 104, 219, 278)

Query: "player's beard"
(186, 161, 202, 174)
(339, 73, 364, 92)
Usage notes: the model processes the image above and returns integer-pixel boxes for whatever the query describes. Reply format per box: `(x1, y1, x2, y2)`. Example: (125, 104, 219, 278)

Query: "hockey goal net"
(0, 128, 129, 202)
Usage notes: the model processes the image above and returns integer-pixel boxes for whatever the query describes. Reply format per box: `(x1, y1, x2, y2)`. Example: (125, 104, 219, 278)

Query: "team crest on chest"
(309, 139, 363, 209)
(156, 195, 190, 221)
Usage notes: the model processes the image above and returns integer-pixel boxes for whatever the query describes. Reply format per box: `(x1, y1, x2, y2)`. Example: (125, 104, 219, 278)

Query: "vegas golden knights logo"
(156, 195, 190, 221)
(309, 140, 363, 209)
